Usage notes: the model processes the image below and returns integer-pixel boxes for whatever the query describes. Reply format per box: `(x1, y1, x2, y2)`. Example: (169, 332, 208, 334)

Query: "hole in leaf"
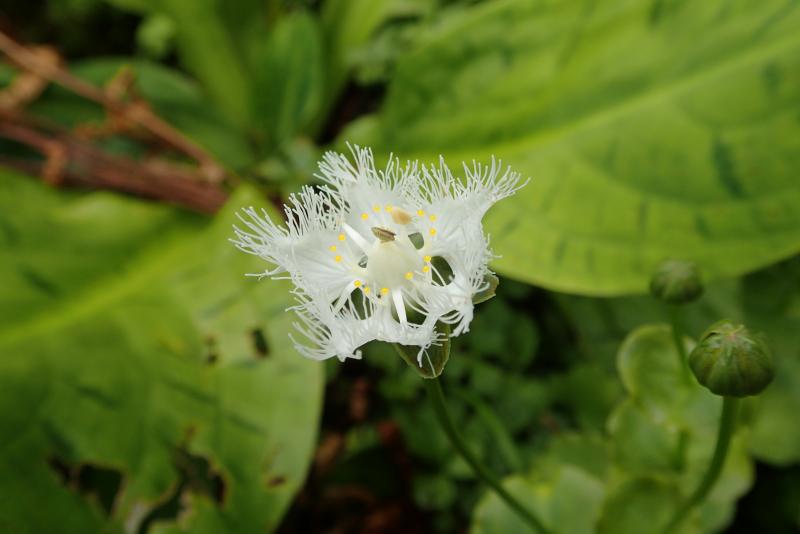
(47, 456, 123, 517)
(251, 328, 269, 358)
(173, 447, 226, 504)
(139, 444, 228, 532)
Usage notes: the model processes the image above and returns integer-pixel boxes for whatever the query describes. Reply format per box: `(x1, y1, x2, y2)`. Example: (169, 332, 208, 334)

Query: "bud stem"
(663, 396, 739, 533)
(668, 305, 691, 382)
(424, 377, 551, 534)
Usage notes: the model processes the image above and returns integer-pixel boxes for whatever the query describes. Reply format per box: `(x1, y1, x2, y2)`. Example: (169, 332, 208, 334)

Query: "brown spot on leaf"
(267, 475, 286, 487)
(204, 335, 219, 364)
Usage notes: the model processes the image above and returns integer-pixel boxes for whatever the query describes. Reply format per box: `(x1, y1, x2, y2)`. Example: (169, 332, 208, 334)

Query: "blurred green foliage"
(1, 0, 799, 532)
(0, 175, 322, 532)
(355, 0, 800, 294)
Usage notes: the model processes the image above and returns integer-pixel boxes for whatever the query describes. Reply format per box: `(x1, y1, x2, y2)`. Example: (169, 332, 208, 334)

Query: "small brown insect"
(371, 227, 396, 242)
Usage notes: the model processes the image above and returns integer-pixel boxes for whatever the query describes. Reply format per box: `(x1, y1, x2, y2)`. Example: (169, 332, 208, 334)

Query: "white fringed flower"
(232, 145, 527, 363)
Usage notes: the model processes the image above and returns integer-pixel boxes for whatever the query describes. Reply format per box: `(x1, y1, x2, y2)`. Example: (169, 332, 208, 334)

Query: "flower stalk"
(668, 305, 691, 382)
(663, 396, 739, 533)
(424, 376, 551, 534)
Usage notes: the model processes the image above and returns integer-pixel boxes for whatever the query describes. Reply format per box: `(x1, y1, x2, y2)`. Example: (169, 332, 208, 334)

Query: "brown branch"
(0, 116, 229, 214)
(0, 31, 226, 184)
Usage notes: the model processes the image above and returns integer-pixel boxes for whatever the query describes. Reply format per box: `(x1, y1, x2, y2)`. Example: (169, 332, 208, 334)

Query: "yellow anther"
(385, 204, 393, 212)
(354, 280, 362, 287)
(361, 212, 369, 220)
(424, 255, 432, 262)
(338, 233, 346, 241)
(364, 287, 371, 294)
(429, 228, 437, 236)
(329, 245, 337, 252)
(429, 214, 437, 222)
(417, 209, 425, 216)
(422, 265, 430, 273)
(334, 255, 342, 262)
(381, 287, 389, 295)
(373, 205, 381, 213)
(391, 208, 413, 225)
(405, 272, 413, 280)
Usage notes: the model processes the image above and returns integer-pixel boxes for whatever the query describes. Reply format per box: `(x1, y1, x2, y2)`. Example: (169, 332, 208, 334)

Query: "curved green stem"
(668, 305, 690, 381)
(424, 377, 551, 534)
(664, 397, 739, 533)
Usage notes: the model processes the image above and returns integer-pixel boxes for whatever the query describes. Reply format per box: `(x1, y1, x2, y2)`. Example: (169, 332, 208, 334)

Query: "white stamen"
(342, 222, 370, 253)
(392, 290, 407, 324)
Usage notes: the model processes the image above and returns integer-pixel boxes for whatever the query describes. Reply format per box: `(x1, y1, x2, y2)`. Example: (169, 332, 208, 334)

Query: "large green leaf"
(105, 0, 252, 126)
(740, 256, 800, 464)
(317, 0, 399, 130)
(253, 11, 324, 145)
(368, 0, 800, 295)
(471, 434, 607, 534)
(0, 172, 322, 532)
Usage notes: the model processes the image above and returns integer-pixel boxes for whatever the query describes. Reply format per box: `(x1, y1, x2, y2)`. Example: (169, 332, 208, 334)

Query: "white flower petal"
(233, 145, 527, 363)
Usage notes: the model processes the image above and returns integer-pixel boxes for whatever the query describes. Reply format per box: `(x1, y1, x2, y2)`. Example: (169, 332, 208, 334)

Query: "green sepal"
(473, 273, 500, 305)
(394, 323, 451, 379)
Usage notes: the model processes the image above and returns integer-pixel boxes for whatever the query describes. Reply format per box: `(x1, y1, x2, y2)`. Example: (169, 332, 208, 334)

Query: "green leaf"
(0, 172, 322, 532)
(472, 434, 607, 534)
(608, 399, 683, 475)
(608, 325, 754, 532)
(455, 389, 523, 473)
(597, 478, 681, 534)
(616, 324, 694, 415)
(158, 0, 253, 126)
(136, 13, 176, 59)
(253, 11, 324, 145)
(317, 0, 398, 130)
(106, 0, 252, 126)
(373, 0, 800, 295)
(741, 256, 800, 464)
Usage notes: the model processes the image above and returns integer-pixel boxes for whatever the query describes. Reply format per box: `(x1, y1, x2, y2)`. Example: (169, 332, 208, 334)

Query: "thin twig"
(0, 30, 226, 184)
(0, 116, 229, 213)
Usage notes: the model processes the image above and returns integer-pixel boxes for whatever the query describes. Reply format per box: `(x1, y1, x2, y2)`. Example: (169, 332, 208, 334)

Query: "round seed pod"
(689, 320, 774, 397)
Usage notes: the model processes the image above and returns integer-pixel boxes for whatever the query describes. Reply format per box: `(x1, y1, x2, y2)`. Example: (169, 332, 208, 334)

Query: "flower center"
(365, 234, 422, 291)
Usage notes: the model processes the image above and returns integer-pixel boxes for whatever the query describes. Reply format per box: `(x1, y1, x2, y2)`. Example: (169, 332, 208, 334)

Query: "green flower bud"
(688, 320, 774, 397)
(650, 260, 704, 304)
